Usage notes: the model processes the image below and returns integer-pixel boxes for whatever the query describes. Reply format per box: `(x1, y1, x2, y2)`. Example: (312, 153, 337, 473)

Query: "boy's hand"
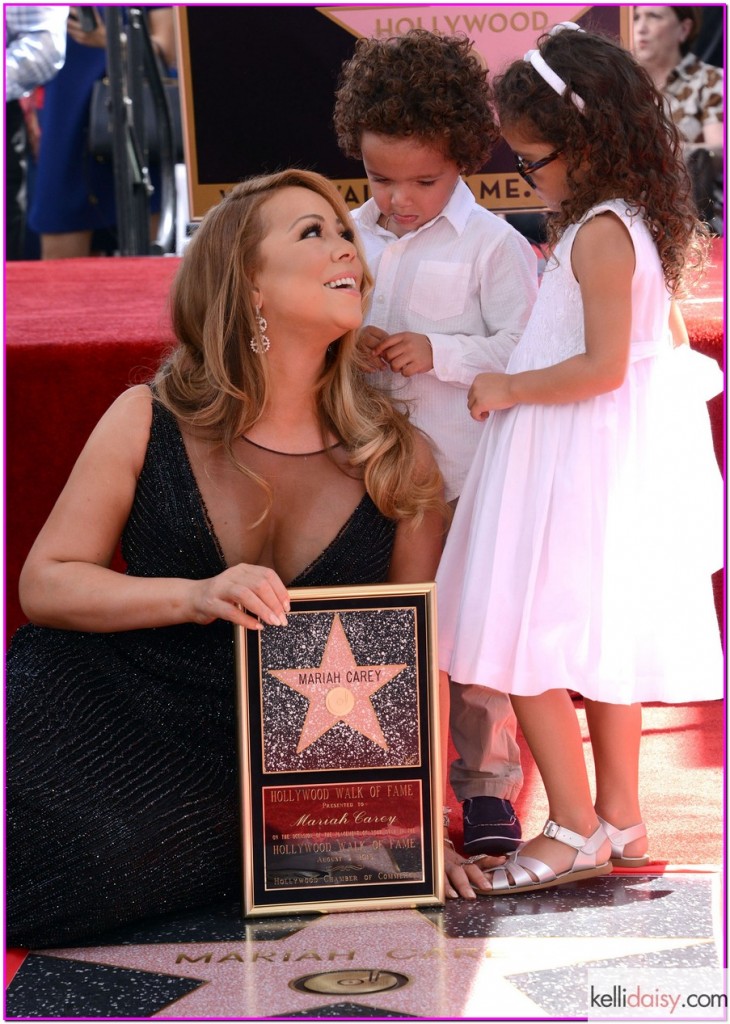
(358, 326, 390, 371)
(467, 372, 515, 421)
(371, 332, 434, 376)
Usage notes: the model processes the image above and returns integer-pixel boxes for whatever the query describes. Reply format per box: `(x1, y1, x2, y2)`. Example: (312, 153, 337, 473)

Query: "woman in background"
(27, 5, 176, 258)
(632, 6, 723, 227)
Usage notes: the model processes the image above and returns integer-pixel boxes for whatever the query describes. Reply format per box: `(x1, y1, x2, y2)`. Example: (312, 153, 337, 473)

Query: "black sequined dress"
(7, 400, 397, 948)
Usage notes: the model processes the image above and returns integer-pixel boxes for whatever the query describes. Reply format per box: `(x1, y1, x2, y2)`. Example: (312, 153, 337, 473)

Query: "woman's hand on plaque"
(189, 564, 291, 630)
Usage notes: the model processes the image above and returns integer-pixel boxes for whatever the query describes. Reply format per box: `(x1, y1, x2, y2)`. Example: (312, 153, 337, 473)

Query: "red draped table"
(6, 257, 179, 639)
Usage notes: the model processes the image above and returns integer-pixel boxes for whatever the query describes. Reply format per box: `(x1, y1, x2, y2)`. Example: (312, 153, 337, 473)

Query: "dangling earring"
(250, 307, 271, 354)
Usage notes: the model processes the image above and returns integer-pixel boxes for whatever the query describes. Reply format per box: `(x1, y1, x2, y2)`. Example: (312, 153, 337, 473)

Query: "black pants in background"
(6, 100, 28, 261)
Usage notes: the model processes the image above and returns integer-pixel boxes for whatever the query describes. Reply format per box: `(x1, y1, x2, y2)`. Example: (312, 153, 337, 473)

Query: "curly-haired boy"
(334, 29, 538, 898)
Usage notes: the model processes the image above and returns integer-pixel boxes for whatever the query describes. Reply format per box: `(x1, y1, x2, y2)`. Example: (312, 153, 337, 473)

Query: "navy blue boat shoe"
(462, 796, 522, 855)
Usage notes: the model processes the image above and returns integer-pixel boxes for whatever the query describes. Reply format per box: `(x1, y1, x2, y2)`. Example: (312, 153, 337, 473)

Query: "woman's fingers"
(443, 843, 504, 899)
(192, 565, 291, 628)
(227, 566, 290, 627)
(443, 841, 477, 899)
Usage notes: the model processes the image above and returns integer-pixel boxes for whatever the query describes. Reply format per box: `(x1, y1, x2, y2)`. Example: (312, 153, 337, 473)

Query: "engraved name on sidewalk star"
(269, 614, 406, 753)
(39, 907, 712, 1018)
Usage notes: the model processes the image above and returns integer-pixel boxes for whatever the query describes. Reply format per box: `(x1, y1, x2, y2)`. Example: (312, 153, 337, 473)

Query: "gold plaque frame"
(235, 582, 444, 917)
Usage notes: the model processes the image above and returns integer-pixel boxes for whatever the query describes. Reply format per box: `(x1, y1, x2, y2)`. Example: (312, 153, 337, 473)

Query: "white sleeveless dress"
(437, 199, 723, 704)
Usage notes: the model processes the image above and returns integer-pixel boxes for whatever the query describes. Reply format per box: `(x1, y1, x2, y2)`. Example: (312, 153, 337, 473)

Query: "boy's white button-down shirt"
(352, 179, 538, 500)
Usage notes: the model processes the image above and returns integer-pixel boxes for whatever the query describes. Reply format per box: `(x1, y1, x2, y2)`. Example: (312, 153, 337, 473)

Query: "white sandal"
(477, 819, 612, 896)
(596, 815, 650, 867)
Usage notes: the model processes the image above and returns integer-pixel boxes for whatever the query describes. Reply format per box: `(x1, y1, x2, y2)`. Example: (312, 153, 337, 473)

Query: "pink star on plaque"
(269, 614, 406, 754)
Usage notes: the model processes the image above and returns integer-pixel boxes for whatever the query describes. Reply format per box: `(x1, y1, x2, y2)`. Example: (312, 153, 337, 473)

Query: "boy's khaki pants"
(448, 681, 523, 803)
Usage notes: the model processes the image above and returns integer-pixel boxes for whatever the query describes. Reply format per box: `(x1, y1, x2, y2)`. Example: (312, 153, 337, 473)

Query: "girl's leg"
(470, 688, 611, 890)
(584, 699, 646, 859)
(503, 689, 609, 878)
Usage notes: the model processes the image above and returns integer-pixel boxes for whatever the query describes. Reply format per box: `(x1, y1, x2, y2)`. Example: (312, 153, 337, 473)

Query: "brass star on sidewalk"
(269, 614, 406, 753)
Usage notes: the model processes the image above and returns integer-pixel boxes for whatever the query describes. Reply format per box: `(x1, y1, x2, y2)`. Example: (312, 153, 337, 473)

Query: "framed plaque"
(235, 582, 443, 917)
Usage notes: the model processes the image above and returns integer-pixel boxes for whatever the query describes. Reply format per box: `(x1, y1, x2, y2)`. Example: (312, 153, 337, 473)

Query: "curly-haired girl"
(335, 29, 539, 899)
(437, 23, 723, 895)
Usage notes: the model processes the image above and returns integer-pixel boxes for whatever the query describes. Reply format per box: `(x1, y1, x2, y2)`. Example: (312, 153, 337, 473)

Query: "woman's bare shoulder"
(99, 383, 154, 425)
(81, 384, 156, 473)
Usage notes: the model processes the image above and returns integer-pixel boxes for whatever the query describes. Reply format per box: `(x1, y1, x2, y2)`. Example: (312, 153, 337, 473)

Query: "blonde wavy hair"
(155, 168, 445, 524)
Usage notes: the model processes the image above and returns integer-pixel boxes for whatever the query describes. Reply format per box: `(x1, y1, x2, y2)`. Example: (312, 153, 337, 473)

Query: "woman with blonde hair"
(7, 169, 451, 947)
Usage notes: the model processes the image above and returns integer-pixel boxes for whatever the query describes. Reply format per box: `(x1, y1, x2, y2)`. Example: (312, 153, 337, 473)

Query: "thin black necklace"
(240, 435, 342, 457)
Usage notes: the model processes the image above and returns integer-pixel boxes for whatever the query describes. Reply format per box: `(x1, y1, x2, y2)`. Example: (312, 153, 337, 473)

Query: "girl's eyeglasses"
(514, 149, 563, 189)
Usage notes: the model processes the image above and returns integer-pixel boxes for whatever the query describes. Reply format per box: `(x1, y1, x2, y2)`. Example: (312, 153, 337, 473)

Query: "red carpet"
(4, 949, 27, 986)
(446, 698, 725, 868)
(5, 257, 179, 642)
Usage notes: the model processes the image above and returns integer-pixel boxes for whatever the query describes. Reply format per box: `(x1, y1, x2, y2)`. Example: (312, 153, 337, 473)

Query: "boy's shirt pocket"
(408, 261, 471, 321)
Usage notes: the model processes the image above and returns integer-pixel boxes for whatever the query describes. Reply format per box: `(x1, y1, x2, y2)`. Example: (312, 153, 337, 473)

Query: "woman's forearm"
(19, 557, 291, 633)
(19, 561, 199, 632)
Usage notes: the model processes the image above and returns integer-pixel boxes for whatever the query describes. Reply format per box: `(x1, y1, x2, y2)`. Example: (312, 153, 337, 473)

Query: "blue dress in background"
(28, 10, 162, 238)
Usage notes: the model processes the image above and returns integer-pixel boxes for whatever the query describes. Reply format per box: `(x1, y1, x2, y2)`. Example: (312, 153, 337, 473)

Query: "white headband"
(524, 21, 586, 113)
